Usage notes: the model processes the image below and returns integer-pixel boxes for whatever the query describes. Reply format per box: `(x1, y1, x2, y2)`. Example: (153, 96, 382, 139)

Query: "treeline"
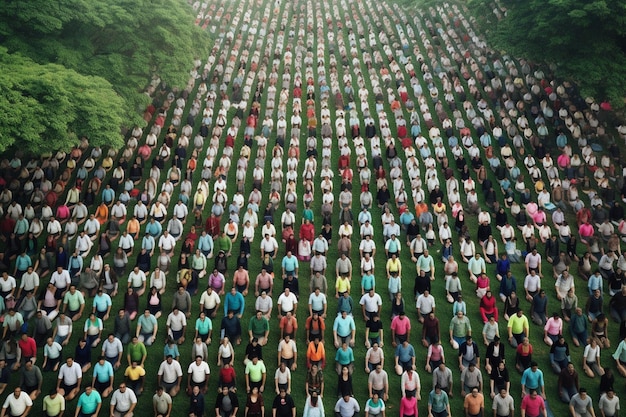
(0, 0, 210, 154)
(467, 0, 626, 109)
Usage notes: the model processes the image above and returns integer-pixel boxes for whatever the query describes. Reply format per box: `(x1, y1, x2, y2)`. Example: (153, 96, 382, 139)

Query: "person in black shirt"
(189, 385, 205, 417)
(272, 389, 295, 417)
(215, 385, 239, 417)
(244, 339, 263, 366)
(489, 361, 510, 398)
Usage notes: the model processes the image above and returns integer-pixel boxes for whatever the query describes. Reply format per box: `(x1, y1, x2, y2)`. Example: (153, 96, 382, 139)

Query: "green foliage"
(0, 47, 125, 154)
(467, 0, 626, 107)
(0, 0, 210, 154)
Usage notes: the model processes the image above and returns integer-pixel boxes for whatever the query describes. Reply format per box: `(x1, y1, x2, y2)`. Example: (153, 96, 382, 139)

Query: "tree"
(0, 47, 125, 154)
(468, 0, 626, 106)
(0, 0, 210, 153)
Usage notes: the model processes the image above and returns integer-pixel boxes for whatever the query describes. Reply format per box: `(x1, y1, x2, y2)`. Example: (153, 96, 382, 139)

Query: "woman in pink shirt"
(399, 392, 418, 417)
(579, 222, 595, 244)
(543, 312, 563, 346)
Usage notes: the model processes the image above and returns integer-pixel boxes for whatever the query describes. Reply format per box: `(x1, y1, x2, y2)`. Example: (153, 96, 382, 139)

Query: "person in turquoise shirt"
(136, 310, 158, 346)
(281, 252, 299, 278)
(520, 361, 545, 398)
(223, 287, 245, 317)
(13, 216, 29, 238)
(145, 219, 162, 239)
(195, 312, 213, 344)
(302, 205, 314, 222)
(335, 342, 354, 374)
(13, 252, 32, 280)
(361, 273, 376, 293)
(75, 386, 102, 416)
(163, 339, 180, 361)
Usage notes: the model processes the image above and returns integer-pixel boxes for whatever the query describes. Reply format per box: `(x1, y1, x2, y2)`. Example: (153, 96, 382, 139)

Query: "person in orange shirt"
(126, 216, 141, 239)
(95, 202, 109, 225)
(464, 387, 485, 417)
(306, 337, 326, 369)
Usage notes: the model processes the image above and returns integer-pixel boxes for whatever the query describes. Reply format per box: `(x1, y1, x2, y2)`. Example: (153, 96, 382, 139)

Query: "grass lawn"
(0, 0, 623, 417)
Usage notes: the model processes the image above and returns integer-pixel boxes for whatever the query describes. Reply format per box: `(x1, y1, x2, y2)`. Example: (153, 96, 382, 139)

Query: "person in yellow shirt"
(335, 275, 351, 298)
(124, 361, 146, 395)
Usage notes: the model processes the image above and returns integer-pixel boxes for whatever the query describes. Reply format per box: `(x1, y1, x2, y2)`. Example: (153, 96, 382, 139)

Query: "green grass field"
(0, 0, 623, 417)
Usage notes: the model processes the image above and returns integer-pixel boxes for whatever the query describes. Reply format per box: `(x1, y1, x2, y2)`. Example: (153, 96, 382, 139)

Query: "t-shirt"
(76, 391, 102, 414)
(3, 392, 33, 416)
(153, 392, 172, 415)
(43, 394, 65, 416)
(124, 365, 146, 381)
(492, 394, 514, 416)
(245, 361, 266, 382)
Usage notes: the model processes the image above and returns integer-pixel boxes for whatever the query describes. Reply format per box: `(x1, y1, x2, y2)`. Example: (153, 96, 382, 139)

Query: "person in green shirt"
(248, 311, 270, 345)
(449, 310, 472, 349)
(126, 336, 147, 367)
(42, 388, 65, 417)
(62, 285, 85, 322)
(507, 309, 530, 348)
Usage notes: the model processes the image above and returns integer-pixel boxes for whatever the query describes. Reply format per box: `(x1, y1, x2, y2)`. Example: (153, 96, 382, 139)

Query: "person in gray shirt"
(460, 362, 483, 396)
(569, 388, 595, 417)
(19, 361, 42, 400)
(492, 387, 514, 417)
(598, 389, 620, 417)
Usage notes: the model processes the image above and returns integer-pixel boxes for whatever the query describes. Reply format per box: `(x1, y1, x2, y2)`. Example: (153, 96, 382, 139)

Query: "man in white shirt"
(158, 231, 176, 257)
(260, 234, 279, 259)
(127, 267, 146, 296)
(110, 201, 127, 223)
(416, 290, 436, 322)
(1, 388, 32, 417)
(360, 289, 383, 321)
(56, 357, 82, 401)
(157, 356, 183, 397)
(187, 356, 211, 394)
(50, 267, 71, 299)
(109, 383, 137, 417)
(277, 288, 298, 318)
(118, 231, 134, 254)
(133, 201, 148, 224)
(83, 214, 101, 240)
(173, 200, 189, 223)
(47, 217, 62, 237)
(73, 202, 89, 225)
(166, 309, 187, 344)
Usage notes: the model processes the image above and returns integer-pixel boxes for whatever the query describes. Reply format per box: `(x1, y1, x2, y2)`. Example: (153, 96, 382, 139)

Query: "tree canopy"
(0, 0, 210, 154)
(0, 47, 126, 154)
(468, 0, 626, 107)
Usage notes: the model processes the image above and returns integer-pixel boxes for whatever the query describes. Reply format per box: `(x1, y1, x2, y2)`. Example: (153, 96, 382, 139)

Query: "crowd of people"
(0, 1, 624, 417)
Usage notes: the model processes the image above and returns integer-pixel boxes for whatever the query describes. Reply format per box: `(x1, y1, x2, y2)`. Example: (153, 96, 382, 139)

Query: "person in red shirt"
(18, 333, 37, 366)
(218, 362, 237, 392)
(521, 389, 547, 417)
(479, 290, 499, 323)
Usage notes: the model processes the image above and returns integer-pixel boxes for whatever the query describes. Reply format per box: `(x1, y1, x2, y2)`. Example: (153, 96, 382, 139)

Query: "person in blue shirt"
(223, 287, 245, 318)
(281, 252, 299, 278)
(520, 361, 545, 398)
